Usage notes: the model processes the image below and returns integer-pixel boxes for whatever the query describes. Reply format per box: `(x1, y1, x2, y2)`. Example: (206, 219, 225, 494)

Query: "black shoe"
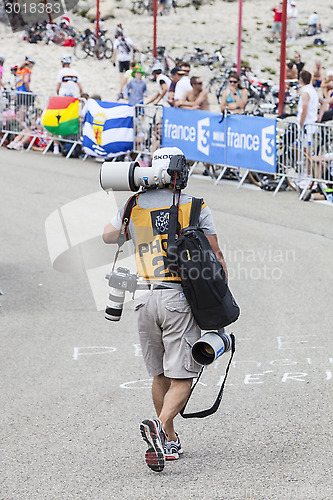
(140, 418, 166, 472)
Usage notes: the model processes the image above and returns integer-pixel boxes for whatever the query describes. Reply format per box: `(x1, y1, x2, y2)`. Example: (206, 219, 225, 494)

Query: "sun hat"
(131, 64, 145, 77)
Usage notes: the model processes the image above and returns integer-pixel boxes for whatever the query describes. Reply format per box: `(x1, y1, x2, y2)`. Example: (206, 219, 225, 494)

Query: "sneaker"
(164, 434, 183, 460)
(140, 418, 166, 473)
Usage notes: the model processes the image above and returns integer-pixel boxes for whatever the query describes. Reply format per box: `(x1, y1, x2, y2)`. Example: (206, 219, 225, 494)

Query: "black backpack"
(167, 197, 240, 330)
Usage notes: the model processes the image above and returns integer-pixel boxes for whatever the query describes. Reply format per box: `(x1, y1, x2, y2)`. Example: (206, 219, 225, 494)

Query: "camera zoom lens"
(105, 288, 125, 321)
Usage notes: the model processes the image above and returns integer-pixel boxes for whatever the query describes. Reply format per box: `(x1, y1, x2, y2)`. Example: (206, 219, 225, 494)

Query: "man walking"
(56, 55, 83, 98)
(102, 147, 227, 472)
(112, 28, 138, 100)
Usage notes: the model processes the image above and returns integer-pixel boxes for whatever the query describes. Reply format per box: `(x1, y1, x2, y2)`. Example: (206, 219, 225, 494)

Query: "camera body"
(105, 267, 138, 321)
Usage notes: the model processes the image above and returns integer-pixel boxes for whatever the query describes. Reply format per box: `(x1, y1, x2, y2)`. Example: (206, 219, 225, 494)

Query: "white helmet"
(61, 55, 72, 64)
(25, 56, 35, 64)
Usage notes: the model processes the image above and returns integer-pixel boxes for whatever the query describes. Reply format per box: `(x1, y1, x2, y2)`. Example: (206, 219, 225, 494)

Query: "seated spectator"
(174, 76, 210, 111)
(321, 71, 333, 99)
(293, 52, 305, 78)
(220, 72, 248, 114)
(286, 60, 298, 81)
(307, 12, 323, 36)
(311, 60, 326, 88)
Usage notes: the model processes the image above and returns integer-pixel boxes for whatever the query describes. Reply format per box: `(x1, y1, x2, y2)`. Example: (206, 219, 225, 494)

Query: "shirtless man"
(173, 76, 210, 111)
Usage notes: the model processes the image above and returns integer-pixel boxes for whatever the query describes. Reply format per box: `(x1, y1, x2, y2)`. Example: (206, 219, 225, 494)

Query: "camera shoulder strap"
(117, 193, 140, 248)
(189, 196, 203, 227)
(180, 333, 236, 419)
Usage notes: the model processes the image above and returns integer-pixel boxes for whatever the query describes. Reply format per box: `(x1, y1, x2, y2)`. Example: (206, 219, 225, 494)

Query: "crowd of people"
(270, 2, 325, 43)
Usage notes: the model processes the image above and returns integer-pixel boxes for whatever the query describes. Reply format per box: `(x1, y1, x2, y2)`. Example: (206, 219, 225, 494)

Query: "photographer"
(103, 147, 228, 472)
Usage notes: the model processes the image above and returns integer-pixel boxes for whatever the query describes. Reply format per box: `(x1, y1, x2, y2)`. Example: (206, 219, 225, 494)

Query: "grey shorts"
(135, 289, 201, 378)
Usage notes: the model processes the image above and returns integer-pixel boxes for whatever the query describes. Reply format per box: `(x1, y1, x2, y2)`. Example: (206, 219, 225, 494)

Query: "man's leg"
(152, 374, 171, 416)
(158, 378, 192, 442)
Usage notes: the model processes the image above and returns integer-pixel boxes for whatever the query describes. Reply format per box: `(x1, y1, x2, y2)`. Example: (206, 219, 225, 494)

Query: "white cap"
(152, 147, 184, 170)
(152, 62, 163, 73)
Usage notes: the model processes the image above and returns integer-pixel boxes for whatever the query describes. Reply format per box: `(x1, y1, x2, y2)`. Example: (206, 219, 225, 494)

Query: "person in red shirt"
(270, 2, 283, 42)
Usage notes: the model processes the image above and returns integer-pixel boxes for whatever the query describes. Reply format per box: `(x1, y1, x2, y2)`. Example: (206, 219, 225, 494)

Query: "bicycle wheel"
(244, 97, 260, 115)
(94, 40, 105, 60)
(216, 80, 228, 103)
(132, 0, 145, 14)
(103, 38, 113, 59)
(74, 39, 89, 59)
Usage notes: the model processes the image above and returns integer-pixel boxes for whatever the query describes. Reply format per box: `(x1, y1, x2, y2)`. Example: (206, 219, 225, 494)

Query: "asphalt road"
(1, 149, 332, 500)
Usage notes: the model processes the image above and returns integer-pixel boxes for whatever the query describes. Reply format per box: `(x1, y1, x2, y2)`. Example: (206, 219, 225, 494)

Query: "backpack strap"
(189, 197, 203, 227)
(180, 333, 236, 419)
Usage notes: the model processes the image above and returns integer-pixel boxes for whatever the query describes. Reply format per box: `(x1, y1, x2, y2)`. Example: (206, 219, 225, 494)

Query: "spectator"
(307, 12, 323, 36)
(15, 56, 35, 126)
(297, 70, 326, 174)
(146, 63, 171, 106)
(293, 52, 305, 79)
(167, 67, 183, 105)
(174, 76, 210, 111)
(220, 72, 248, 114)
(286, 60, 298, 81)
(321, 70, 333, 99)
(124, 61, 137, 87)
(172, 62, 192, 104)
(56, 55, 83, 98)
(112, 28, 138, 100)
(270, 3, 283, 43)
(0, 55, 4, 90)
(125, 64, 147, 106)
(287, 1, 298, 41)
(311, 60, 326, 88)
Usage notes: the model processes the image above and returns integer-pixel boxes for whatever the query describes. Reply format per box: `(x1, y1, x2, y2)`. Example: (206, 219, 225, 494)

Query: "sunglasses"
(194, 81, 203, 85)
(229, 80, 238, 84)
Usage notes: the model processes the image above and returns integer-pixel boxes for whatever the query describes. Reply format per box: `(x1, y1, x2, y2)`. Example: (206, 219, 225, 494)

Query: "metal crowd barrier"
(0, 90, 82, 158)
(1, 98, 332, 198)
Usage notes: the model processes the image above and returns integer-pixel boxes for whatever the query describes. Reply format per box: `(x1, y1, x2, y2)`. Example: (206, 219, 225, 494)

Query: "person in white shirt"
(172, 63, 192, 106)
(146, 63, 171, 106)
(112, 30, 138, 100)
(287, 1, 298, 41)
(56, 55, 83, 98)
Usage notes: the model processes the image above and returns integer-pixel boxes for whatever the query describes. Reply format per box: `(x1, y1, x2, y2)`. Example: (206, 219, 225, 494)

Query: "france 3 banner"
(82, 99, 134, 157)
(162, 108, 276, 173)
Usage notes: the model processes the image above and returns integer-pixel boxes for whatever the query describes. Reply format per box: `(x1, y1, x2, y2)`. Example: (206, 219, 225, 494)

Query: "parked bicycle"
(74, 29, 113, 60)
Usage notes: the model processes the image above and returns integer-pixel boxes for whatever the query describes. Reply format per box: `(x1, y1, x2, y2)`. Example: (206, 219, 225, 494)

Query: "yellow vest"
(131, 198, 205, 281)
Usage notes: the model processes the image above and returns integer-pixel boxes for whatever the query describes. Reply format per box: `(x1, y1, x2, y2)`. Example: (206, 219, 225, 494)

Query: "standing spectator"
(56, 55, 83, 98)
(311, 60, 326, 88)
(15, 56, 35, 126)
(0, 55, 4, 90)
(297, 70, 326, 171)
(112, 28, 138, 100)
(293, 52, 305, 79)
(270, 2, 283, 43)
(220, 72, 248, 114)
(125, 64, 147, 106)
(146, 63, 171, 106)
(172, 62, 192, 105)
(167, 67, 182, 105)
(174, 76, 210, 111)
(287, 1, 298, 41)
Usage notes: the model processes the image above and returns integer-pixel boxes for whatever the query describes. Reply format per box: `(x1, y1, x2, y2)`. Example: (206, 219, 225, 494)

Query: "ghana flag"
(42, 97, 79, 136)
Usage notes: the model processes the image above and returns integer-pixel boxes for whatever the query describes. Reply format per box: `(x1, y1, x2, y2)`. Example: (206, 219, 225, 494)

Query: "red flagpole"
(153, 0, 157, 58)
(95, 0, 100, 41)
(278, 0, 287, 115)
(236, 0, 243, 74)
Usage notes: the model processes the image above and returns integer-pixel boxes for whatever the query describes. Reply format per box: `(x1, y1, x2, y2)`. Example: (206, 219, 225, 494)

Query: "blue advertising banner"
(162, 108, 276, 173)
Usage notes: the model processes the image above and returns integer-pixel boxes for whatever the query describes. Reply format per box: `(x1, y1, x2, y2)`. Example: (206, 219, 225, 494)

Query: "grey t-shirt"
(126, 79, 147, 106)
(111, 189, 217, 247)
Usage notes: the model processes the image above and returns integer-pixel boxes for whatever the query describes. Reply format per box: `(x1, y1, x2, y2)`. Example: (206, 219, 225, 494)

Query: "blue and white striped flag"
(82, 99, 134, 157)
